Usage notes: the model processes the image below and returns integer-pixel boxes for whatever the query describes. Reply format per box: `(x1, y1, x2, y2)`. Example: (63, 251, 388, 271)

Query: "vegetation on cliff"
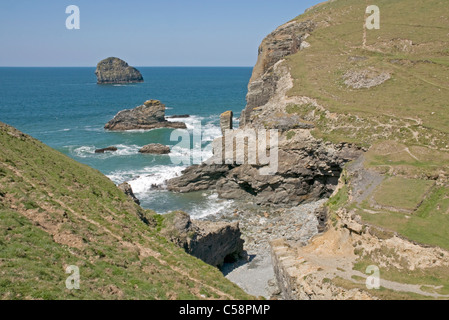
(246, 0, 449, 300)
(0, 122, 252, 300)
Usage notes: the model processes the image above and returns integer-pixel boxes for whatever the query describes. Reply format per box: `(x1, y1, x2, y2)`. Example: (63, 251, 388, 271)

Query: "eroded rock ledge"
(95, 57, 144, 84)
(161, 211, 245, 268)
(168, 140, 361, 206)
(105, 100, 186, 131)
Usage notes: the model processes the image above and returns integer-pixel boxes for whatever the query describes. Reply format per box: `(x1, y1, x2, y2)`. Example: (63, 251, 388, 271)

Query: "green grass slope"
(282, 0, 449, 299)
(0, 122, 252, 300)
(287, 0, 449, 148)
(284, 0, 449, 247)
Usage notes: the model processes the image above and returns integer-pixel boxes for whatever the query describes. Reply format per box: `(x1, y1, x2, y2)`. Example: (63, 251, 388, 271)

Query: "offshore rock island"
(104, 100, 187, 131)
(95, 57, 144, 84)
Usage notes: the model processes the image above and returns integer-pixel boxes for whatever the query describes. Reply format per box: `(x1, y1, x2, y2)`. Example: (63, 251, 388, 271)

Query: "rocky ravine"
(163, 16, 362, 298)
(95, 57, 144, 84)
(165, 10, 449, 300)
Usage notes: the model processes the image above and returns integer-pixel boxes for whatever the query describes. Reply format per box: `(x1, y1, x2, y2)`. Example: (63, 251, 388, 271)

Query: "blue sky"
(0, 0, 322, 67)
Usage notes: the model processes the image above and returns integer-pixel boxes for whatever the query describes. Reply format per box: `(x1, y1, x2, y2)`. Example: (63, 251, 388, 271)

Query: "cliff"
(0, 122, 252, 300)
(169, 0, 449, 299)
(95, 57, 143, 84)
(261, 0, 449, 300)
(105, 100, 187, 131)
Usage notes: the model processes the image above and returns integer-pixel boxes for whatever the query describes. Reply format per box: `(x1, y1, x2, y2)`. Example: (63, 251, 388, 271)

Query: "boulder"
(95, 146, 118, 153)
(139, 143, 171, 155)
(162, 211, 245, 267)
(118, 182, 140, 205)
(104, 100, 187, 131)
(95, 57, 143, 84)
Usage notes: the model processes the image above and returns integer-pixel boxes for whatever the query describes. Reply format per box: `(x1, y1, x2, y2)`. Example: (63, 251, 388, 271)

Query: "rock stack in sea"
(95, 57, 144, 84)
(220, 110, 233, 135)
(104, 100, 187, 131)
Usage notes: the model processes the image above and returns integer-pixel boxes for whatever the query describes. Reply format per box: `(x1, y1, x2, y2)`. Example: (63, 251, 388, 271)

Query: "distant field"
(372, 177, 434, 211)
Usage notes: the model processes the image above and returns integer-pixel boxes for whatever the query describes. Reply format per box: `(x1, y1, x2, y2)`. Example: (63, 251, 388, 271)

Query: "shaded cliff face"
(95, 57, 144, 84)
(161, 211, 245, 268)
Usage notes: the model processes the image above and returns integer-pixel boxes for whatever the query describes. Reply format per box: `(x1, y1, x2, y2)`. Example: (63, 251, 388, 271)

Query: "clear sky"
(0, 0, 323, 67)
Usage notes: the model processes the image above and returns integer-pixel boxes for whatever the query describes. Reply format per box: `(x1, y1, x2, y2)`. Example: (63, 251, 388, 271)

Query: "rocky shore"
(161, 12, 367, 300)
(162, 15, 350, 298)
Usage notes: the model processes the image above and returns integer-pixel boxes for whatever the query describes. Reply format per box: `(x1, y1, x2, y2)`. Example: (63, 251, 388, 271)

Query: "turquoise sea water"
(0, 67, 252, 216)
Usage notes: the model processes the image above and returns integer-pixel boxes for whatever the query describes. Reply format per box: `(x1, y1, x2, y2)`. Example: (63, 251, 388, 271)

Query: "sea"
(0, 67, 252, 218)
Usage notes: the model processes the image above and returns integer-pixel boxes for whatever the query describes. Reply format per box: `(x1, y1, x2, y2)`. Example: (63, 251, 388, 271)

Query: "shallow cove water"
(0, 67, 252, 217)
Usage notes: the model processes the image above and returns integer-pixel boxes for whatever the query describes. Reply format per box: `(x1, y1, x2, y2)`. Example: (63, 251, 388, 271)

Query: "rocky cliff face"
(95, 57, 144, 84)
(241, 20, 315, 126)
(161, 211, 245, 268)
(105, 100, 187, 131)
(118, 182, 141, 205)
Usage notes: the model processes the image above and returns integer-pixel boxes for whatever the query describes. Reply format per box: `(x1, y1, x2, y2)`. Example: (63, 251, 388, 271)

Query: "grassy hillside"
(287, 0, 449, 148)
(281, 0, 449, 299)
(284, 0, 449, 247)
(0, 122, 252, 300)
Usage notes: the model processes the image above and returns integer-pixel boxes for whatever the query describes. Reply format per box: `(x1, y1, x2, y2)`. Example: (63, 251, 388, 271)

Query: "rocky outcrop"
(118, 182, 140, 205)
(162, 211, 244, 267)
(168, 70, 363, 206)
(343, 70, 391, 89)
(241, 20, 315, 125)
(219, 111, 233, 135)
(95, 57, 143, 84)
(139, 143, 170, 154)
(95, 146, 118, 153)
(165, 18, 359, 207)
(167, 164, 232, 193)
(105, 100, 187, 131)
(168, 133, 361, 206)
